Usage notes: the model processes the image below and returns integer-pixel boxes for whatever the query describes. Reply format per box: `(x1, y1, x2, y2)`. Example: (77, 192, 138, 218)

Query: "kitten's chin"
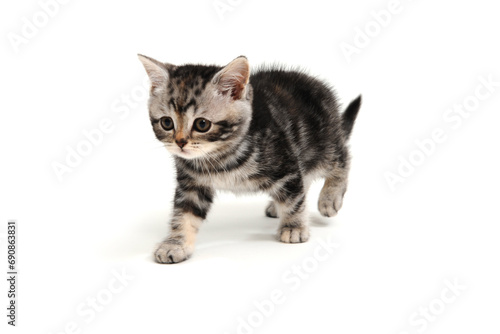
(167, 147, 204, 160)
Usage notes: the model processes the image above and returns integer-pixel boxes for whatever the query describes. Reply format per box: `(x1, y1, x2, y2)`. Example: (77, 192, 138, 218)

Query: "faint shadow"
(245, 233, 276, 242)
(112, 199, 337, 262)
(309, 214, 334, 227)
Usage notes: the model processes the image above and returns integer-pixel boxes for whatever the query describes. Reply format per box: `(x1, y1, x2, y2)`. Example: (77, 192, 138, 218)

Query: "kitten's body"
(138, 55, 361, 263)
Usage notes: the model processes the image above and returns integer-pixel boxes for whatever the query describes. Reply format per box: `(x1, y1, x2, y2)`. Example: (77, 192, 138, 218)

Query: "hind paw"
(318, 188, 345, 217)
(265, 201, 279, 218)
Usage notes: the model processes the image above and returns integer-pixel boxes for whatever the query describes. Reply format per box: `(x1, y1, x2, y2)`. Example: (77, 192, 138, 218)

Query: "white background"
(1, 0, 500, 333)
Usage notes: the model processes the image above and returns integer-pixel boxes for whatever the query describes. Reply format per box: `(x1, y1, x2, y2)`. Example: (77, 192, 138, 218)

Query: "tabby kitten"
(138, 55, 361, 264)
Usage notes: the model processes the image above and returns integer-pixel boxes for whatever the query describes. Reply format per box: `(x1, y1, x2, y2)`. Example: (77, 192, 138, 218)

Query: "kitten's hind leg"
(318, 163, 349, 217)
(265, 201, 279, 218)
(273, 176, 309, 243)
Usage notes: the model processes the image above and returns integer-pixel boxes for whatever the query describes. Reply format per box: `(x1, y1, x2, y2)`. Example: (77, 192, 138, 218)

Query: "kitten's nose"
(175, 139, 187, 148)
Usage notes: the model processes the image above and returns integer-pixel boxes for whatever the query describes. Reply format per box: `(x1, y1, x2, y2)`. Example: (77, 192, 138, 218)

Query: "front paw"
(154, 241, 193, 264)
(278, 226, 309, 243)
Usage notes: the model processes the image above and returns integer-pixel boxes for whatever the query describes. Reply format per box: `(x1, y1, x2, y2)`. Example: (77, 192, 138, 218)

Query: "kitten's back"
(249, 67, 346, 173)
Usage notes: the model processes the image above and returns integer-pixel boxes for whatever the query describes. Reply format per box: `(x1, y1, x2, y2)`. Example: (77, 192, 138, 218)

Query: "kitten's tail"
(341, 95, 362, 139)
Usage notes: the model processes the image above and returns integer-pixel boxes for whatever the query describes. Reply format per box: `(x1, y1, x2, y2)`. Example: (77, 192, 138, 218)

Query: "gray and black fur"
(138, 55, 361, 263)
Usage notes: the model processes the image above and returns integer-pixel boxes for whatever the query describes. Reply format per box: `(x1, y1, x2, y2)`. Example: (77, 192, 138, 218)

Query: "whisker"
(193, 149, 215, 184)
(196, 148, 225, 182)
(197, 148, 228, 176)
(199, 148, 229, 174)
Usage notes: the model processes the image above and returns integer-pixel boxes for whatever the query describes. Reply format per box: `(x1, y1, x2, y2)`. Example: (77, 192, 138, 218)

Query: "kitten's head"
(138, 54, 252, 160)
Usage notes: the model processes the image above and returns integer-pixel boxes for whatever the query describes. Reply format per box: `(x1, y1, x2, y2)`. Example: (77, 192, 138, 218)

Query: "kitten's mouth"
(166, 145, 204, 159)
(174, 147, 198, 159)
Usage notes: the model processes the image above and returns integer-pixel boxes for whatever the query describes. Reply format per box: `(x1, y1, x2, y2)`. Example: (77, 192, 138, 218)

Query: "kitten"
(138, 55, 361, 264)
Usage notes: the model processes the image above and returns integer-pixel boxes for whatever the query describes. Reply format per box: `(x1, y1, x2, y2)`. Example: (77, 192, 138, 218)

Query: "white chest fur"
(195, 158, 262, 194)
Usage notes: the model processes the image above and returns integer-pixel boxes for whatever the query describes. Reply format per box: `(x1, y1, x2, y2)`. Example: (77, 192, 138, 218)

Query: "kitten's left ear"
(137, 54, 173, 93)
(212, 56, 250, 100)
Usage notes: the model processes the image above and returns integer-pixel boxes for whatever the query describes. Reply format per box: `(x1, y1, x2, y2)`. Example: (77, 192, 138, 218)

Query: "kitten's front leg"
(273, 175, 309, 243)
(154, 178, 214, 264)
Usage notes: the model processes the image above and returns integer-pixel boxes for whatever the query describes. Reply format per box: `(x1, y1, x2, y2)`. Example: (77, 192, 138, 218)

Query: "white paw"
(154, 242, 193, 264)
(278, 226, 309, 243)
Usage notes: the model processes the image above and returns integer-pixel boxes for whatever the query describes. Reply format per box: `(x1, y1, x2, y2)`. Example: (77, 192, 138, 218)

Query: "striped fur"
(138, 55, 361, 263)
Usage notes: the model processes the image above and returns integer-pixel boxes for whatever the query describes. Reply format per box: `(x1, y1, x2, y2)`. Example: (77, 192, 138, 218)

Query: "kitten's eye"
(193, 118, 211, 132)
(160, 117, 174, 131)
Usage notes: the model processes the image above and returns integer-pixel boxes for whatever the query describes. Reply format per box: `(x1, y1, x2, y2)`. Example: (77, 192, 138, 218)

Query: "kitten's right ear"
(137, 54, 172, 93)
(212, 56, 250, 100)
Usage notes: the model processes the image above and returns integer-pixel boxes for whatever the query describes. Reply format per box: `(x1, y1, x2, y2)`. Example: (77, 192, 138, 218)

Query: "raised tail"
(341, 95, 362, 139)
